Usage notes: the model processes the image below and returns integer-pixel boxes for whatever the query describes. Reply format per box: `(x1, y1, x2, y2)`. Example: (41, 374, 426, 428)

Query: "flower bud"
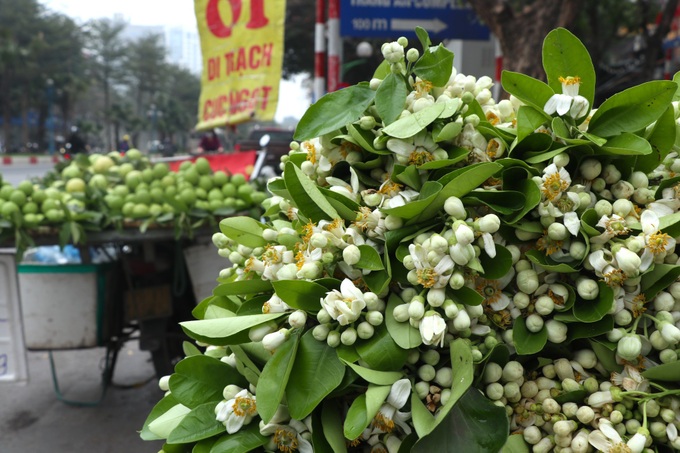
(614, 309, 633, 326)
(221, 354, 237, 367)
(514, 292, 531, 309)
(526, 313, 544, 333)
(554, 420, 577, 436)
(478, 214, 500, 233)
(516, 269, 539, 294)
(576, 278, 599, 300)
(546, 319, 568, 344)
(262, 228, 278, 242)
(427, 288, 446, 307)
(369, 78, 382, 90)
(444, 196, 466, 219)
(523, 425, 542, 445)
(406, 48, 420, 62)
(452, 309, 471, 331)
(602, 164, 621, 184)
(288, 310, 307, 329)
(548, 223, 569, 241)
(262, 328, 290, 352)
(249, 321, 278, 342)
(326, 330, 341, 348)
(659, 348, 678, 363)
(342, 244, 361, 265)
(615, 247, 641, 277)
(418, 364, 436, 382)
(654, 291, 675, 312)
(660, 321, 680, 345)
(408, 300, 425, 320)
(222, 384, 242, 401)
(502, 361, 524, 382)
(212, 232, 229, 249)
(435, 367, 453, 388)
(356, 322, 374, 340)
(504, 381, 521, 401)
(579, 158, 601, 180)
(366, 310, 384, 326)
(535, 295, 555, 316)
(448, 271, 465, 289)
(158, 375, 170, 392)
(415, 381, 430, 400)
(594, 199, 613, 217)
(312, 324, 330, 341)
(392, 303, 410, 322)
(617, 334, 642, 361)
(340, 327, 357, 346)
(483, 362, 503, 383)
(384, 214, 403, 231)
(573, 349, 597, 369)
(486, 382, 504, 400)
(439, 388, 451, 406)
(611, 180, 634, 199)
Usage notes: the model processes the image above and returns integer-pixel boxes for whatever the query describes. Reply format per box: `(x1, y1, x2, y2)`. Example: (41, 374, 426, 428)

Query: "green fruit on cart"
(1, 201, 20, 218)
(141, 168, 155, 184)
(198, 175, 213, 191)
(209, 199, 223, 211)
(150, 187, 165, 203)
(107, 151, 122, 161)
(164, 186, 177, 198)
(92, 156, 115, 174)
(41, 198, 59, 213)
(195, 157, 212, 175)
(104, 194, 124, 211)
(221, 183, 236, 197)
(195, 200, 210, 211)
(153, 162, 169, 179)
(65, 178, 86, 194)
(23, 213, 42, 227)
(234, 199, 247, 210)
(237, 184, 254, 197)
(131, 204, 150, 219)
(122, 202, 135, 217)
(231, 173, 246, 187)
(223, 197, 236, 208)
(183, 167, 200, 185)
(44, 187, 62, 200)
(179, 188, 196, 206)
(88, 174, 108, 190)
(44, 208, 64, 222)
(179, 161, 192, 172)
(0, 184, 14, 200)
(195, 187, 208, 200)
(31, 189, 47, 205)
(17, 180, 34, 196)
(134, 191, 152, 206)
(61, 164, 82, 179)
(161, 174, 176, 188)
(22, 201, 39, 214)
(250, 191, 267, 204)
(9, 190, 27, 206)
(149, 204, 163, 217)
(118, 163, 134, 178)
(208, 188, 223, 201)
(112, 185, 129, 197)
(126, 148, 143, 161)
(213, 170, 228, 186)
(125, 170, 142, 189)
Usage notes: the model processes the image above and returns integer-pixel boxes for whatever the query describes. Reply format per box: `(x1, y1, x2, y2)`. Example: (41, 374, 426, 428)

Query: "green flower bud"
(366, 310, 384, 326)
(576, 278, 599, 300)
(526, 313, 544, 333)
(548, 223, 569, 241)
(326, 330, 341, 348)
(342, 244, 361, 265)
(408, 300, 425, 320)
(358, 115, 376, 130)
(418, 364, 436, 382)
(415, 381, 430, 400)
(384, 214, 403, 230)
(523, 425, 542, 445)
(502, 361, 524, 382)
(312, 324, 330, 341)
(435, 367, 453, 388)
(659, 348, 678, 363)
(158, 375, 170, 392)
(317, 308, 332, 324)
(486, 382, 504, 400)
(340, 327, 357, 346)
(421, 349, 440, 366)
(546, 319, 568, 344)
(288, 310, 307, 329)
(212, 232, 230, 249)
(617, 334, 642, 361)
(406, 48, 419, 62)
(594, 199, 613, 217)
(579, 158, 601, 180)
(504, 381, 521, 401)
(392, 303, 410, 322)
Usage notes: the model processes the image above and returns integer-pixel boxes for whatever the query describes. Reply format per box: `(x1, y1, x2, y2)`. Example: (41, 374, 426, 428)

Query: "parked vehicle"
(234, 126, 294, 170)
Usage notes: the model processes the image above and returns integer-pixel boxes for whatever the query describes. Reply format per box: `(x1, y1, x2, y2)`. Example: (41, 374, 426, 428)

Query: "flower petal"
(387, 379, 411, 409)
(641, 209, 659, 235)
(564, 211, 581, 236)
(599, 421, 623, 443)
(587, 430, 612, 452)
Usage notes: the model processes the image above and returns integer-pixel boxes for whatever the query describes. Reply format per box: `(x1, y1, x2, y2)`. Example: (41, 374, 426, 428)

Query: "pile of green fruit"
(0, 149, 266, 254)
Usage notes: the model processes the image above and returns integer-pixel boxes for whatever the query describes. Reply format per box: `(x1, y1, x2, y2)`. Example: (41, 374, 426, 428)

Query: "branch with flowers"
(142, 27, 680, 453)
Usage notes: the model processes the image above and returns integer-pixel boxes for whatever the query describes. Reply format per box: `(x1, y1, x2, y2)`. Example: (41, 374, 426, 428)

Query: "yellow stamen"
(244, 256, 255, 273)
(295, 250, 305, 270)
(486, 139, 500, 158)
(558, 76, 581, 85)
(602, 269, 625, 288)
(536, 233, 563, 256)
(262, 245, 281, 265)
(232, 396, 257, 417)
(631, 294, 647, 318)
(415, 79, 433, 97)
(477, 279, 502, 306)
(609, 443, 632, 453)
(378, 181, 403, 196)
(274, 427, 299, 452)
(347, 438, 362, 447)
(302, 221, 315, 244)
(416, 268, 437, 288)
(541, 173, 569, 201)
(408, 149, 434, 166)
(304, 141, 317, 165)
(647, 232, 671, 255)
(353, 206, 374, 231)
(486, 111, 500, 126)
(372, 412, 395, 433)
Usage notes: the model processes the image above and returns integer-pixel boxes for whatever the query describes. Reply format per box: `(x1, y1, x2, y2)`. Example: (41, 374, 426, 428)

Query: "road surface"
(1, 162, 54, 186)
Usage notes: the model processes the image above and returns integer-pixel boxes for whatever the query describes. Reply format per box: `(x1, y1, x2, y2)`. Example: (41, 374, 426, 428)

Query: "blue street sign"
(340, 0, 489, 40)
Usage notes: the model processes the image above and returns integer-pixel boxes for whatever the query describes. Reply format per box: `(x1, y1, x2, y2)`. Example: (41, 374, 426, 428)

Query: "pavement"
(0, 341, 166, 452)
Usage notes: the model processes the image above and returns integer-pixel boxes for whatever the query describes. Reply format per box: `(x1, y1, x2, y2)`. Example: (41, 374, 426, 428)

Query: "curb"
(0, 155, 61, 166)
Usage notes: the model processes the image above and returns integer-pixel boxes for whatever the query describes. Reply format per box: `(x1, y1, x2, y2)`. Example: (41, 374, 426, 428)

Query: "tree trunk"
(103, 77, 112, 151)
(20, 93, 29, 152)
(470, 0, 584, 82)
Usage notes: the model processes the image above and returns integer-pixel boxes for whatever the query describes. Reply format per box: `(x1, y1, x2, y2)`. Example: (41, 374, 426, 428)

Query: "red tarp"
(167, 151, 258, 179)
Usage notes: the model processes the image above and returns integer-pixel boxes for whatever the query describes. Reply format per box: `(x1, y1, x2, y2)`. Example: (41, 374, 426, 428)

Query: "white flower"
(610, 364, 650, 392)
(371, 379, 412, 435)
(321, 279, 367, 325)
(215, 388, 257, 434)
(540, 163, 571, 202)
(381, 41, 404, 63)
(544, 76, 590, 119)
(409, 243, 454, 288)
(261, 418, 313, 453)
(262, 328, 289, 352)
(326, 167, 361, 202)
(615, 247, 641, 278)
(639, 210, 676, 271)
(383, 187, 420, 209)
(263, 294, 291, 314)
(591, 214, 630, 244)
(419, 311, 447, 347)
(386, 129, 443, 166)
(588, 420, 647, 453)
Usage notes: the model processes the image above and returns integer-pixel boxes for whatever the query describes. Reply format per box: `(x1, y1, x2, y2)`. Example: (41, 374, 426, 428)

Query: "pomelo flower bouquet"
(142, 28, 680, 453)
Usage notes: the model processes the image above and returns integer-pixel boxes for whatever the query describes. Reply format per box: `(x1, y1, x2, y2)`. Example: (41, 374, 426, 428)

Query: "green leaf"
(382, 181, 442, 219)
(411, 390, 436, 438)
(355, 324, 408, 371)
(219, 216, 267, 248)
(542, 27, 595, 113)
(413, 44, 454, 86)
(284, 161, 339, 222)
(375, 72, 408, 125)
(167, 402, 222, 444)
(286, 331, 345, 420)
(641, 361, 680, 382)
(141, 394, 180, 441)
(478, 245, 513, 279)
(463, 190, 525, 215)
(382, 102, 446, 139)
(343, 385, 391, 440)
(342, 360, 403, 385)
(573, 281, 614, 323)
(503, 179, 541, 225)
(434, 121, 463, 142)
(501, 71, 554, 114)
(356, 244, 385, 271)
(210, 423, 268, 453)
(567, 315, 614, 342)
(601, 132, 652, 156)
(213, 279, 272, 297)
(147, 403, 191, 439)
(415, 26, 431, 50)
(385, 293, 422, 349)
(588, 81, 677, 137)
(321, 401, 349, 453)
(413, 388, 508, 453)
(256, 333, 300, 423)
(516, 105, 550, 142)
(271, 279, 328, 312)
(169, 356, 248, 408)
(318, 187, 361, 222)
(180, 313, 284, 346)
(412, 162, 502, 223)
(347, 123, 390, 155)
(501, 434, 531, 453)
(635, 105, 676, 173)
(295, 84, 376, 141)
(525, 249, 578, 273)
(641, 263, 680, 301)
(448, 285, 484, 306)
(513, 317, 548, 355)
(589, 339, 622, 374)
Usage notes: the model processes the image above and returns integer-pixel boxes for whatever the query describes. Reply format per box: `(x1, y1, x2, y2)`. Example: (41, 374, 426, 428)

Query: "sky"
(41, 0, 311, 123)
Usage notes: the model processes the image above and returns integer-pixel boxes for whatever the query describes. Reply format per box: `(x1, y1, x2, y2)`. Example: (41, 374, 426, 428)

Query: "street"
(1, 161, 54, 186)
(0, 341, 165, 452)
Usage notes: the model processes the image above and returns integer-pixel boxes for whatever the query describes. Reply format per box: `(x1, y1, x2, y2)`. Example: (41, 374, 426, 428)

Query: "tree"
(84, 18, 127, 151)
(123, 34, 168, 117)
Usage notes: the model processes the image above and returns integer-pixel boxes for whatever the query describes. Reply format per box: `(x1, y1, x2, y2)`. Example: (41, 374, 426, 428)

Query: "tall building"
(120, 20, 202, 75)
